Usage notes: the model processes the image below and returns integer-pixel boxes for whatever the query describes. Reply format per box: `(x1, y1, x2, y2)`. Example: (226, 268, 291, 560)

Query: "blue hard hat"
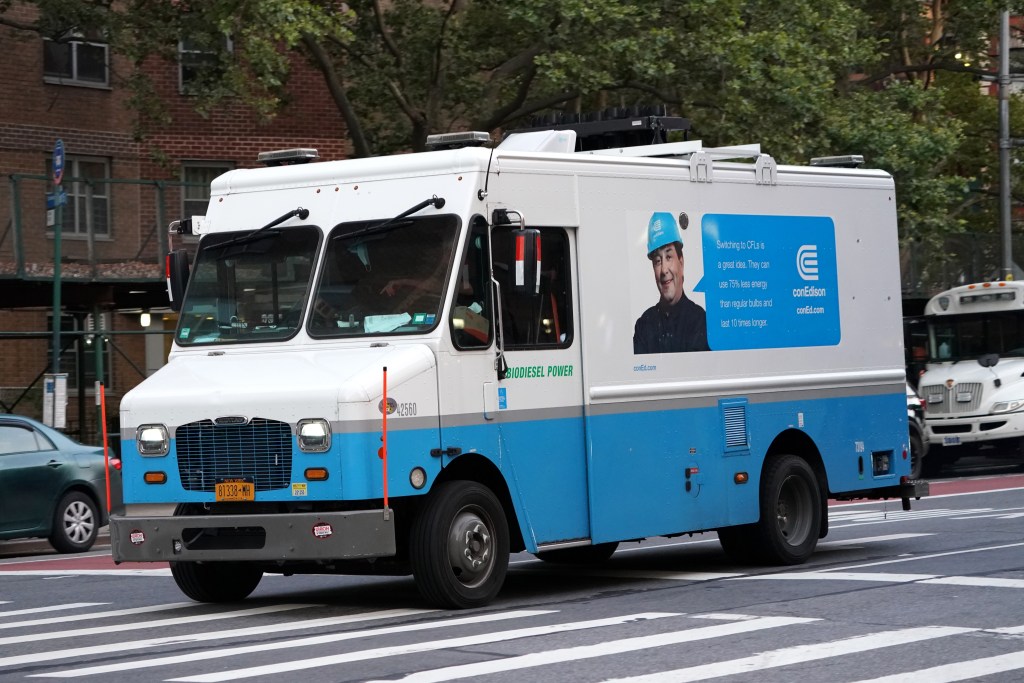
(647, 212, 681, 256)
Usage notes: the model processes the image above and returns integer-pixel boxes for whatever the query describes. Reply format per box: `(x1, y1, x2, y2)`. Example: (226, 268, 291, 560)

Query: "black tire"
(535, 542, 618, 564)
(170, 561, 264, 603)
(49, 491, 99, 553)
(167, 503, 262, 602)
(409, 481, 509, 609)
(909, 431, 925, 480)
(755, 454, 822, 565)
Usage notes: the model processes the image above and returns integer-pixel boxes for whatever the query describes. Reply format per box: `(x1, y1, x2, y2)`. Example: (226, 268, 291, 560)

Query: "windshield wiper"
(333, 196, 446, 241)
(205, 207, 310, 251)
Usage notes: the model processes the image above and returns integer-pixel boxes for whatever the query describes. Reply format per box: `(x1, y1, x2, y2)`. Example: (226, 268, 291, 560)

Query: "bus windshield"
(929, 310, 1024, 361)
(308, 215, 460, 337)
(176, 226, 321, 346)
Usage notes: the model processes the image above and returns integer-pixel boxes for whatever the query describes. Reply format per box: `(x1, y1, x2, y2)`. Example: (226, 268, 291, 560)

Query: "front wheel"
(409, 481, 509, 609)
(168, 503, 263, 602)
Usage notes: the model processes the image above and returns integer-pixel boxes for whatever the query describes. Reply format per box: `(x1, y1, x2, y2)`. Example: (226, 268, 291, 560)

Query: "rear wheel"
(535, 542, 618, 564)
(719, 454, 821, 565)
(409, 481, 509, 609)
(909, 431, 925, 479)
(168, 504, 263, 602)
(49, 491, 99, 553)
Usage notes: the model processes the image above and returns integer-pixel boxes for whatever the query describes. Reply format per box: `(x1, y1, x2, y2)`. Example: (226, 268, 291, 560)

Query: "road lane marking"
(28, 610, 557, 677)
(0, 603, 312, 646)
(361, 616, 818, 683)
(162, 613, 683, 682)
(737, 571, 1024, 589)
(819, 533, 932, 547)
(0, 602, 192, 630)
(0, 603, 106, 618)
(817, 541, 1024, 571)
(922, 576, 1024, 589)
(847, 649, 1024, 683)
(601, 625, 975, 682)
(0, 608, 433, 668)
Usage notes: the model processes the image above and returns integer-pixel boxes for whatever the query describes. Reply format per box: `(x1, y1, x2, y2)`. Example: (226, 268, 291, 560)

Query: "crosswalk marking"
(847, 650, 1024, 683)
(0, 602, 192, 630)
(29, 610, 557, 678)
(362, 616, 818, 683)
(601, 625, 976, 682)
(0, 603, 311, 646)
(818, 533, 932, 547)
(738, 571, 1024, 589)
(922, 576, 1024, 589)
(0, 602, 106, 618)
(0, 608, 433, 668)
(163, 613, 682, 683)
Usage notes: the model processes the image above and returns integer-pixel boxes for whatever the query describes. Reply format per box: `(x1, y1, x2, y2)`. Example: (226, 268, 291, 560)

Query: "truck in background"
(917, 280, 1024, 471)
(109, 113, 924, 608)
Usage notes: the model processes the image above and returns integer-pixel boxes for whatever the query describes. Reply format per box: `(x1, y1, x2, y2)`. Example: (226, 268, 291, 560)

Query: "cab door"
(437, 221, 589, 546)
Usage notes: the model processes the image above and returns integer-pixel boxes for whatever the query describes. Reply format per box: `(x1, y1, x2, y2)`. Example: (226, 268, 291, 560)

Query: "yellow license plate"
(215, 479, 255, 502)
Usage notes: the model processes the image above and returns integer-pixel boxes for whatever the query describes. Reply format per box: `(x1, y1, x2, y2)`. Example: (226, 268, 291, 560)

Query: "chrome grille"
(921, 382, 983, 415)
(175, 418, 292, 492)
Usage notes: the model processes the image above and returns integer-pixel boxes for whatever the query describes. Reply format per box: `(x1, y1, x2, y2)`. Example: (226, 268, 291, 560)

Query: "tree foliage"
(6, 0, 1024, 291)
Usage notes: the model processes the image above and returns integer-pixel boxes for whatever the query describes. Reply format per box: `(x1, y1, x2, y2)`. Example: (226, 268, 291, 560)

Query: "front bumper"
(110, 509, 396, 563)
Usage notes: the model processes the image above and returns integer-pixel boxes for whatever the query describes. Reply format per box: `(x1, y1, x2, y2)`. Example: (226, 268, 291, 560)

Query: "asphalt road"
(0, 460, 1021, 682)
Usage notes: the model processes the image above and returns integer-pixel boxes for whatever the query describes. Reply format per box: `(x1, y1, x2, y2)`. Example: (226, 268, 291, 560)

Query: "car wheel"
(49, 491, 99, 553)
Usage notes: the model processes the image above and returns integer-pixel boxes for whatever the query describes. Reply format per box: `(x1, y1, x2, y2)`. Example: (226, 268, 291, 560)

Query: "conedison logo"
(797, 244, 819, 281)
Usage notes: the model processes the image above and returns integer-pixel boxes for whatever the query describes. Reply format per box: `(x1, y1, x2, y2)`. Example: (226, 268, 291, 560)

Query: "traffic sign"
(53, 139, 64, 186)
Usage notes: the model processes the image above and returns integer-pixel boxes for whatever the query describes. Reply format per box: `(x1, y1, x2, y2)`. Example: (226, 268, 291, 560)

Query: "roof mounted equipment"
(257, 148, 320, 166)
(425, 131, 492, 150)
(810, 155, 864, 168)
(505, 105, 690, 152)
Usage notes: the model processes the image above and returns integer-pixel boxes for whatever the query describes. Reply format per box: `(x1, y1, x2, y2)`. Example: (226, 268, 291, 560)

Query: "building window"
(179, 36, 233, 94)
(182, 162, 232, 219)
(43, 35, 108, 87)
(47, 156, 111, 236)
(48, 313, 113, 391)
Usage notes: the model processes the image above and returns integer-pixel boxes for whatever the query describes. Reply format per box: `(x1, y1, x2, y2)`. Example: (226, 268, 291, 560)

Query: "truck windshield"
(929, 310, 1024, 361)
(176, 227, 321, 346)
(308, 215, 459, 337)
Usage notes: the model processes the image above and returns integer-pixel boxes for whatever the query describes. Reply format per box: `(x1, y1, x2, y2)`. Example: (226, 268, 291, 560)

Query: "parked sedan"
(0, 415, 120, 552)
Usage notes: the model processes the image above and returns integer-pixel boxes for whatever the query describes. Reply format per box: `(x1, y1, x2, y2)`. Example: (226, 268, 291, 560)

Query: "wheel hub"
(448, 510, 493, 586)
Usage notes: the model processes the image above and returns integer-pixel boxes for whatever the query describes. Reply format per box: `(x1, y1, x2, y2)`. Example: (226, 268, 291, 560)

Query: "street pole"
(1000, 10, 1013, 280)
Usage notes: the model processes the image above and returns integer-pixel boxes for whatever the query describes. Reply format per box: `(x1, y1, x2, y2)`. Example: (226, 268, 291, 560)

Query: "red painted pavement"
(0, 553, 166, 572)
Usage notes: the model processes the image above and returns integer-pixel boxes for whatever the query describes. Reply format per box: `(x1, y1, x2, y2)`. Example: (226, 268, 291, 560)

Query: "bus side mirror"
(166, 250, 190, 312)
(511, 228, 541, 295)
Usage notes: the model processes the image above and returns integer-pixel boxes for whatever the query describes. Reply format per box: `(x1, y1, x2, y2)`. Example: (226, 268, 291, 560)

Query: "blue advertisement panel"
(694, 214, 840, 350)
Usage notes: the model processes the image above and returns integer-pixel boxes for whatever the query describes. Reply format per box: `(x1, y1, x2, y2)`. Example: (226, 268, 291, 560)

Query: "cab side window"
(493, 227, 573, 349)
(449, 219, 493, 348)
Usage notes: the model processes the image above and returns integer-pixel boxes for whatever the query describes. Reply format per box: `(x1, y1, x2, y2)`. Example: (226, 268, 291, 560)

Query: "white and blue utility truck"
(110, 114, 925, 608)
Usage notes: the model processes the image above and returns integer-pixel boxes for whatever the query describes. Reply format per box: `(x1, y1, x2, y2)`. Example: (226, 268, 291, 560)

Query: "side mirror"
(166, 250, 191, 312)
(978, 353, 999, 368)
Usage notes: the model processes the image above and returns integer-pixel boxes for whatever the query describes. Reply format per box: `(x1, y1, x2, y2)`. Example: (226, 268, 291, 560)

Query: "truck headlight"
(137, 424, 169, 456)
(297, 418, 331, 452)
(992, 399, 1024, 414)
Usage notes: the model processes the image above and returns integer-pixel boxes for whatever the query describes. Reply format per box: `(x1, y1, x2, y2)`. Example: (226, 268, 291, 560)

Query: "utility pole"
(1000, 10, 1014, 280)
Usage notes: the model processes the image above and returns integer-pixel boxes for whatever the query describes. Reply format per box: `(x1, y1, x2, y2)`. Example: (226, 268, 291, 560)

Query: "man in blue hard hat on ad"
(633, 212, 710, 354)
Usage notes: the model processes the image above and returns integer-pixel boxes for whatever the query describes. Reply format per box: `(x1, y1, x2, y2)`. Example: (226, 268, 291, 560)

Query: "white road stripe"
(922, 576, 1024, 589)
(28, 610, 556, 677)
(602, 625, 974, 682)
(819, 541, 1024, 571)
(0, 603, 106, 618)
(0, 603, 311, 646)
(847, 650, 1024, 683)
(741, 572, 938, 583)
(163, 612, 682, 683)
(0, 608, 432, 668)
(818, 533, 932, 547)
(0, 602, 192, 630)
(363, 616, 818, 683)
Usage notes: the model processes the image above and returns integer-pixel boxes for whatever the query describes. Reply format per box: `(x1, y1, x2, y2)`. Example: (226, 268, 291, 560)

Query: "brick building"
(0, 3, 348, 444)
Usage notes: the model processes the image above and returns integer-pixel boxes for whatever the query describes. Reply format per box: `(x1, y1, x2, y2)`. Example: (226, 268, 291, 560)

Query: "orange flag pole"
(100, 383, 111, 514)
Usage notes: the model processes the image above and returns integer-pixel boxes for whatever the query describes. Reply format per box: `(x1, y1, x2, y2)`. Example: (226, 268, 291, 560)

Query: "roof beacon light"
(425, 131, 491, 150)
(810, 155, 864, 168)
(257, 148, 320, 166)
